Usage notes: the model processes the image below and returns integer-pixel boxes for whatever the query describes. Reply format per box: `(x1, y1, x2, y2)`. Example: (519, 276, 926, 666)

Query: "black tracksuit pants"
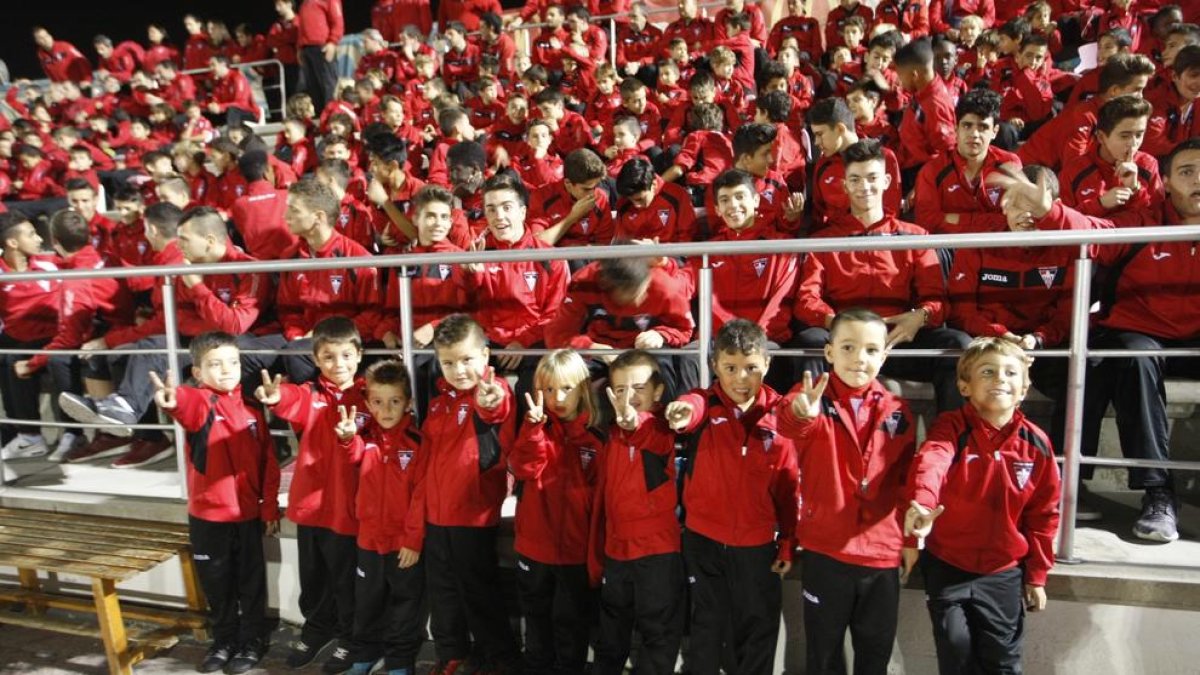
(921, 552, 1025, 675)
(350, 547, 425, 670)
(296, 524, 358, 646)
(800, 550, 900, 675)
(515, 555, 592, 675)
(682, 529, 781, 675)
(188, 516, 268, 647)
(593, 552, 684, 675)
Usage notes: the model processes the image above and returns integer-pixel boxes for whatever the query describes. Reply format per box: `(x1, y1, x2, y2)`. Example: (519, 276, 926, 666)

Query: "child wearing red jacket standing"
(255, 317, 370, 674)
(338, 360, 426, 675)
(153, 332, 280, 675)
(510, 349, 605, 675)
(777, 309, 917, 675)
(421, 314, 520, 674)
(590, 350, 684, 675)
(665, 320, 799, 675)
(906, 338, 1061, 675)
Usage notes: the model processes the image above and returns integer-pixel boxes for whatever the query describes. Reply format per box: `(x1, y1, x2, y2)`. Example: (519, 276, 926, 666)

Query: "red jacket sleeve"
(166, 385, 213, 432)
(793, 253, 835, 328)
(913, 246, 948, 326)
(545, 291, 593, 349)
(326, 0, 345, 44)
(673, 390, 709, 434)
(771, 442, 800, 562)
(907, 415, 958, 509)
(257, 405, 282, 522)
(26, 283, 103, 372)
(188, 275, 264, 335)
(267, 382, 312, 426)
(1021, 447, 1062, 586)
(510, 420, 555, 485)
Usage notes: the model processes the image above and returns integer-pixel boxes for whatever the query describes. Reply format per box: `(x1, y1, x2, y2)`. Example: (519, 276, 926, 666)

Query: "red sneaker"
(111, 438, 174, 469)
(64, 432, 132, 463)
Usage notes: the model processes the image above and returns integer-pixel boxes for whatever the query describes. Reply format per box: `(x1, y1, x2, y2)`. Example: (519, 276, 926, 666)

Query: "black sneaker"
(197, 643, 234, 673)
(227, 639, 266, 674)
(322, 645, 354, 674)
(286, 637, 332, 669)
(1133, 487, 1180, 542)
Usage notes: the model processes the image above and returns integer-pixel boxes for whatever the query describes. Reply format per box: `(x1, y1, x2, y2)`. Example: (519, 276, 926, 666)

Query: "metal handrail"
(180, 58, 288, 123)
(2, 224, 1200, 564)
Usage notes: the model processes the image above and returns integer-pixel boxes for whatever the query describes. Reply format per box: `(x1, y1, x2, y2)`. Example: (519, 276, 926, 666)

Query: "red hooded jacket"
(350, 415, 426, 554)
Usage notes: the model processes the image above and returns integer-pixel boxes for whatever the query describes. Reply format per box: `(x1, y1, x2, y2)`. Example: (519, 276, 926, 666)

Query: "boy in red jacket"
(153, 332, 280, 675)
(256, 316, 369, 673)
(1060, 95, 1163, 219)
(591, 350, 684, 675)
(338, 360, 426, 675)
(421, 314, 520, 674)
(906, 338, 1061, 674)
(665, 319, 799, 675)
(777, 309, 917, 675)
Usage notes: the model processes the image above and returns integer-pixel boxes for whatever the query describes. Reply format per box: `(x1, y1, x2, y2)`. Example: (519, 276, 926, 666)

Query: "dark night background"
(0, 1, 522, 81)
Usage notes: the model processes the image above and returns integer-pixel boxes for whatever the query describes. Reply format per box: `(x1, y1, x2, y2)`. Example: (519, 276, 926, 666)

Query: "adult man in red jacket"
(296, 0, 344, 113)
(32, 26, 91, 83)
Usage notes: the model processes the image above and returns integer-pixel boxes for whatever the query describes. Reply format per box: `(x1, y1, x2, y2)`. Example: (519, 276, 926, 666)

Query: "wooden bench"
(0, 507, 208, 675)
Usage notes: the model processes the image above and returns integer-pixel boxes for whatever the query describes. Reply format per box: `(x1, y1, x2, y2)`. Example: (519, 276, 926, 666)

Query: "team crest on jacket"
(762, 187, 774, 204)
(330, 274, 344, 295)
(634, 314, 652, 331)
(523, 271, 539, 291)
(658, 208, 671, 225)
(580, 217, 591, 234)
(579, 447, 596, 470)
(986, 187, 1002, 204)
(884, 411, 903, 438)
(752, 258, 768, 277)
(216, 287, 232, 304)
(137, 241, 148, 256)
(398, 449, 413, 469)
(247, 418, 258, 436)
(457, 403, 470, 425)
(438, 264, 451, 280)
(355, 411, 369, 430)
(1037, 267, 1058, 288)
(1012, 460, 1035, 490)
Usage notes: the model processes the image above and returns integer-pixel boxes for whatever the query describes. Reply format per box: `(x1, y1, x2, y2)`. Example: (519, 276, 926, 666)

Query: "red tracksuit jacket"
(457, 229, 569, 347)
(511, 411, 605, 565)
(616, 23, 663, 70)
(210, 70, 262, 120)
(105, 243, 268, 347)
(273, 376, 370, 535)
(16, 159, 64, 200)
(421, 377, 515, 527)
(674, 130, 734, 187)
(691, 219, 799, 343)
(350, 416, 426, 554)
(810, 149, 903, 233)
(615, 179, 696, 243)
(676, 386, 799, 560)
(1060, 146, 1163, 218)
(38, 41, 91, 82)
(378, 239, 469, 340)
(589, 409, 680, 582)
(170, 384, 281, 523)
(527, 181, 615, 247)
(825, 3, 874, 49)
(929, 0, 995, 35)
(0, 256, 60, 342)
(948, 243, 1074, 347)
(915, 146, 1021, 235)
(898, 76, 957, 169)
(908, 405, 1061, 585)
(794, 215, 947, 328)
(705, 169, 799, 238)
(230, 180, 299, 260)
(26, 246, 133, 373)
(297, 0, 345, 47)
(768, 16, 822, 60)
(545, 261, 695, 349)
(876, 0, 930, 38)
(1000, 67, 1054, 124)
(778, 375, 917, 568)
(658, 17, 717, 54)
(1018, 97, 1102, 171)
(275, 231, 382, 341)
(442, 42, 481, 89)
(1035, 201, 1200, 340)
(1142, 84, 1200, 158)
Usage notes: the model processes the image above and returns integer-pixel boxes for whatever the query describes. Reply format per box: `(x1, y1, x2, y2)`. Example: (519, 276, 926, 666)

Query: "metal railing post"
(274, 59, 288, 123)
(397, 269, 418, 423)
(1056, 246, 1092, 564)
(698, 254, 713, 385)
(610, 18, 618, 67)
(161, 277, 189, 501)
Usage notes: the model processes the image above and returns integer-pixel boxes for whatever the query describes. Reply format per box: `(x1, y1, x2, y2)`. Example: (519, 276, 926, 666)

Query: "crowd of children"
(1, 0, 1199, 673)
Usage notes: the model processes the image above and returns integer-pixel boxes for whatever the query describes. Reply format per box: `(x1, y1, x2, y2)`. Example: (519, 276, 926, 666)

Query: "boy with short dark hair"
(421, 314, 520, 674)
(777, 309, 917, 675)
(893, 38, 958, 185)
(256, 316, 371, 674)
(1060, 95, 1163, 218)
(665, 319, 799, 675)
(613, 157, 697, 243)
(906, 337, 1061, 675)
(528, 148, 614, 247)
(808, 98, 902, 232)
(152, 332, 280, 675)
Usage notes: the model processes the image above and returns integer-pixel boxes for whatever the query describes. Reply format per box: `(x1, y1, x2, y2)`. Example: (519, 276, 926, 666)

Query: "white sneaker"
(1, 435, 49, 460)
(48, 432, 86, 463)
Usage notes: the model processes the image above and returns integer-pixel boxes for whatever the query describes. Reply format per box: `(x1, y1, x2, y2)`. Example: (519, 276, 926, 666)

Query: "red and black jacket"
(616, 178, 697, 243)
(897, 76, 957, 169)
(528, 180, 615, 247)
(914, 145, 1021, 235)
(275, 231, 382, 341)
(350, 415, 426, 554)
(0, 255, 60, 342)
(230, 180, 299, 260)
(810, 148, 903, 233)
(378, 238, 470, 341)
(1060, 146, 1163, 219)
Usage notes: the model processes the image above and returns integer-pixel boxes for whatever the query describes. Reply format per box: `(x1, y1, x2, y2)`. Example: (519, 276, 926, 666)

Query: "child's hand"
(770, 558, 791, 578)
(606, 386, 638, 431)
(905, 500, 945, 538)
(884, 310, 926, 348)
(255, 369, 283, 406)
(525, 390, 546, 425)
(398, 547, 420, 568)
(335, 405, 358, 442)
(476, 367, 505, 410)
(665, 401, 694, 431)
(264, 519, 280, 537)
(1024, 584, 1047, 612)
(1115, 160, 1140, 191)
(790, 370, 828, 420)
(634, 330, 664, 350)
(901, 546, 919, 583)
(784, 192, 805, 222)
(149, 370, 178, 411)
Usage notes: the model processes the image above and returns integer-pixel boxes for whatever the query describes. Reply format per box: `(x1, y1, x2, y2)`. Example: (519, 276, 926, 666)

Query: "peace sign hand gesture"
(149, 371, 178, 411)
(255, 369, 283, 406)
(335, 405, 358, 442)
(525, 390, 546, 425)
(476, 367, 505, 410)
(606, 386, 638, 431)
(790, 371, 829, 420)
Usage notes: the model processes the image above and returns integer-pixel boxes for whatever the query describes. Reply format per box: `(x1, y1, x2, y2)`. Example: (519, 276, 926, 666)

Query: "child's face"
(670, 43, 689, 63)
(845, 89, 878, 121)
(193, 345, 242, 393)
(1017, 45, 1048, 71)
(527, 124, 552, 150)
(1176, 67, 1200, 101)
(1097, 36, 1123, 64)
(692, 85, 716, 104)
(831, 47, 852, 69)
(5, 222, 43, 257)
(810, 123, 844, 158)
(612, 124, 638, 150)
(956, 113, 998, 159)
(867, 47, 892, 72)
(957, 353, 1030, 418)
(959, 22, 982, 46)
(597, 76, 616, 94)
(415, 200, 454, 243)
(538, 101, 564, 121)
(713, 60, 735, 79)
(935, 42, 959, 79)
(622, 88, 648, 114)
(148, 157, 173, 177)
(843, 158, 891, 212)
(416, 61, 436, 79)
(714, 350, 768, 407)
(68, 152, 92, 171)
(114, 199, 143, 225)
(1163, 33, 1192, 68)
(824, 320, 887, 388)
(366, 382, 410, 429)
(979, 46, 999, 65)
(480, 82, 499, 101)
(1098, 115, 1148, 163)
(1030, 7, 1051, 30)
(658, 67, 679, 87)
(284, 122, 305, 143)
(609, 364, 663, 414)
(131, 123, 150, 140)
(842, 26, 864, 49)
(998, 35, 1019, 55)
(541, 376, 585, 421)
(507, 98, 529, 123)
(329, 120, 350, 137)
(382, 101, 405, 128)
(436, 338, 490, 391)
(315, 340, 363, 387)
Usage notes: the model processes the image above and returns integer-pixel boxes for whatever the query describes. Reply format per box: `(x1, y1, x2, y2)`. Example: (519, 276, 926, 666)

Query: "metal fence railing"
(2, 225, 1200, 563)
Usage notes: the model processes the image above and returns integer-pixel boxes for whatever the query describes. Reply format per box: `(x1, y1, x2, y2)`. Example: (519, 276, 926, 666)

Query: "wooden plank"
(0, 551, 140, 581)
(0, 532, 176, 563)
(17, 567, 43, 616)
(0, 543, 154, 574)
(0, 506, 189, 535)
(178, 546, 209, 641)
(0, 523, 185, 554)
(0, 511, 189, 547)
(0, 588, 207, 629)
(93, 577, 133, 675)
(0, 607, 103, 638)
